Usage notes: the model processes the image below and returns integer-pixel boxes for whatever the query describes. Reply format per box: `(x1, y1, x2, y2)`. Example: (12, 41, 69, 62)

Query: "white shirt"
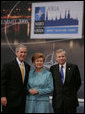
(16, 57, 25, 80)
(59, 62, 66, 83)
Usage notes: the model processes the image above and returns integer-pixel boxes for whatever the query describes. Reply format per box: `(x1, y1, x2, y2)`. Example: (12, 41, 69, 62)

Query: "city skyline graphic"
(45, 9, 79, 26)
(35, 7, 79, 26)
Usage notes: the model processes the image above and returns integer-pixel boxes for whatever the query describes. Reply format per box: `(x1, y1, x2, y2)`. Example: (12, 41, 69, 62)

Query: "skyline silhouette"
(45, 9, 79, 26)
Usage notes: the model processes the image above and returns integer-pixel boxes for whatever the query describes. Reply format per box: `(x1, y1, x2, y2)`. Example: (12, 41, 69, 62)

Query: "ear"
(15, 51, 18, 56)
(33, 62, 35, 65)
(56, 56, 58, 61)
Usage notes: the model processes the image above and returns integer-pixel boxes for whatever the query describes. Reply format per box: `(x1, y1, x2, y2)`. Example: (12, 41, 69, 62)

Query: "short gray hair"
(15, 44, 27, 52)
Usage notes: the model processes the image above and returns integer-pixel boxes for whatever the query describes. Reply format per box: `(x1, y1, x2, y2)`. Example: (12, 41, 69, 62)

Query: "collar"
(16, 57, 24, 67)
(59, 62, 66, 68)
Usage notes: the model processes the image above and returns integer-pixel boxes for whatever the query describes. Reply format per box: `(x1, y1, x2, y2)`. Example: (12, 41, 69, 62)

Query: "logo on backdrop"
(34, 7, 79, 34)
(31, 1, 83, 39)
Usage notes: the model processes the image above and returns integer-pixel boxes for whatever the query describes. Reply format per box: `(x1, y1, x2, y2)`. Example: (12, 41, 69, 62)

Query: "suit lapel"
(54, 64, 63, 84)
(53, 63, 72, 85)
(24, 63, 28, 84)
(24, 62, 30, 86)
(64, 63, 72, 84)
(13, 59, 24, 84)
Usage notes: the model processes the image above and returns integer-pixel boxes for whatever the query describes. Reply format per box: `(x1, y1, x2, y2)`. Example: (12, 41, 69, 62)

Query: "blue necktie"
(60, 66, 64, 83)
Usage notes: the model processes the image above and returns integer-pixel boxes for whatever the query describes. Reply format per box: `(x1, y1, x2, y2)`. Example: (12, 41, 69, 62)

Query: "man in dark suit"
(1, 44, 30, 113)
(50, 49, 81, 113)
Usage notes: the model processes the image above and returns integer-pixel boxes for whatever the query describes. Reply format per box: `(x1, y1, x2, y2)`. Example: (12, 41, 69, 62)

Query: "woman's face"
(34, 57, 44, 69)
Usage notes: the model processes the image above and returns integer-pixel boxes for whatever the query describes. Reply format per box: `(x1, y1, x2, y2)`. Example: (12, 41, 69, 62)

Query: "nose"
(22, 53, 26, 57)
(60, 56, 63, 59)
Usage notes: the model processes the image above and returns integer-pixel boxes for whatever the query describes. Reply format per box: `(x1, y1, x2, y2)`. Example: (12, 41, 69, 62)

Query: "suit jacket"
(1, 58, 30, 108)
(50, 62, 81, 110)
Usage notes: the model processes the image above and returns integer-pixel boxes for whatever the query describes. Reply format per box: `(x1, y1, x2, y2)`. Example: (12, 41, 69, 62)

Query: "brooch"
(68, 67, 70, 70)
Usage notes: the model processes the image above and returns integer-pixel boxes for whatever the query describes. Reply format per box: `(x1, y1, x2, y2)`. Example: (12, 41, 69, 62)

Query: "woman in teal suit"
(25, 53, 53, 113)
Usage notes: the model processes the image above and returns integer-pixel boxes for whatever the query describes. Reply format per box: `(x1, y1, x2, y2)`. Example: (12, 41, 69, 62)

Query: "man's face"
(56, 51, 66, 65)
(16, 47, 27, 62)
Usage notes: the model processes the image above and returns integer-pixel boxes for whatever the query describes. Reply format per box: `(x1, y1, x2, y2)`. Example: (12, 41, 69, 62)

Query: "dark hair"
(32, 53, 45, 63)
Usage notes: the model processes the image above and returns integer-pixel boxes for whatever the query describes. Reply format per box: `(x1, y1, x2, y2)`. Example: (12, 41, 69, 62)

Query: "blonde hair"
(32, 53, 45, 63)
(56, 49, 66, 56)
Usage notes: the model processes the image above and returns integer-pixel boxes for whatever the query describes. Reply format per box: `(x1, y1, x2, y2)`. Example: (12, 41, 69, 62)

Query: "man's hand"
(1, 97, 7, 106)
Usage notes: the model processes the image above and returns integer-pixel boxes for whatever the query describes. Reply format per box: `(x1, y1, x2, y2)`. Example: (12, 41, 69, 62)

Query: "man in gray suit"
(50, 49, 81, 113)
(1, 44, 30, 113)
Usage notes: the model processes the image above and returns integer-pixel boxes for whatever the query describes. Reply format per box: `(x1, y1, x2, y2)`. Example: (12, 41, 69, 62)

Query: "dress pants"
(53, 101, 76, 113)
(53, 107, 76, 113)
(2, 105, 25, 113)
